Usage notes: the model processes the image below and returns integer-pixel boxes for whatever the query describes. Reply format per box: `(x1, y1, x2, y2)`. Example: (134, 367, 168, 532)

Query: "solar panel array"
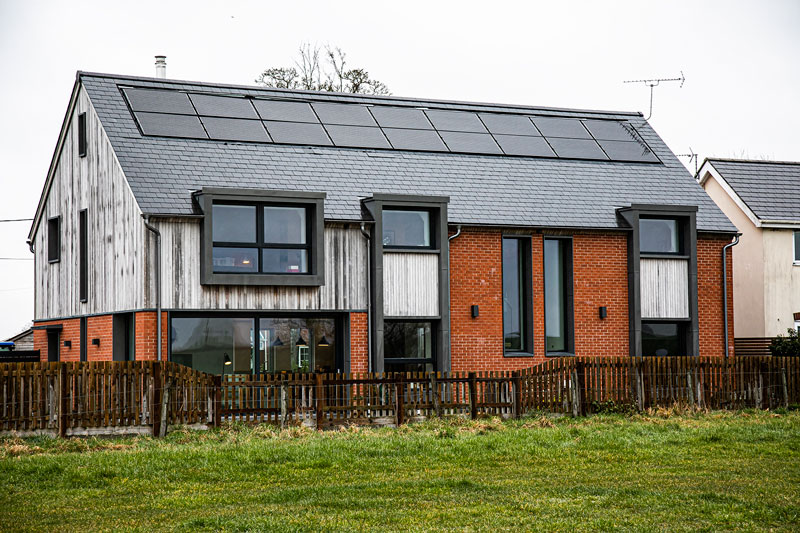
(122, 87, 659, 163)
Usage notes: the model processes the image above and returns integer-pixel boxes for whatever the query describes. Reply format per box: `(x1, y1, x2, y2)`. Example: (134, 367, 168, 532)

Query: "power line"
(0, 218, 33, 222)
(0, 257, 33, 261)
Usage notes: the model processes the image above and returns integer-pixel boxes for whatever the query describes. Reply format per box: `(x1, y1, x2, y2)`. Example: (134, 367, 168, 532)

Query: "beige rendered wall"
(702, 176, 765, 337)
(762, 229, 800, 337)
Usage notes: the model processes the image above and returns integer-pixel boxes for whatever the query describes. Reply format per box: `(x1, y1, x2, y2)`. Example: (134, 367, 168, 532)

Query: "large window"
(212, 203, 310, 274)
(544, 238, 574, 353)
(640, 218, 680, 254)
(382, 209, 432, 248)
(170, 314, 338, 374)
(502, 237, 532, 354)
(384, 321, 434, 371)
(641, 322, 686, 357)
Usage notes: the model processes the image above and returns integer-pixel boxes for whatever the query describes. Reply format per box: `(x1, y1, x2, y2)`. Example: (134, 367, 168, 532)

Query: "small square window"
(382, 210, 431, 248)
(640, 218, 680, 254)
(642, 322, 686, 357)
(384, 321, 434, 359)
(47, 216, 60, 263)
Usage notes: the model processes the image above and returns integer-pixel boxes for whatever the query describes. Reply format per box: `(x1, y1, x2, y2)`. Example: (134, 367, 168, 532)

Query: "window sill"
(503, 351, 537, 358)
(383, 247, 439, 254)
(201, 272, 324, 286)
(546, 351, 575, 358)
(640, 253, 689, 260)
(48, 259, 60, 264)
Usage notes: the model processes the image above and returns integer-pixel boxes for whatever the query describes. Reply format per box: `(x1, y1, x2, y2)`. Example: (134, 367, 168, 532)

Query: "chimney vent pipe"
(155, 55, 167, 79)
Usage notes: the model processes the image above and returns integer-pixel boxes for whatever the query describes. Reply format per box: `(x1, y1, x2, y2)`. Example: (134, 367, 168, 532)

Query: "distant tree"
(256, 43, 390, 95)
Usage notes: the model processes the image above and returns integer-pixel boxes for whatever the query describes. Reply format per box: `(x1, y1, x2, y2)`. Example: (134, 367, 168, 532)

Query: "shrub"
(769, 328, 800, 357)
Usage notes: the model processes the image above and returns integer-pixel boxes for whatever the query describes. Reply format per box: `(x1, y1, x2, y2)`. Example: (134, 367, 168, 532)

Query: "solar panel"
(201, 117, 271, 142)
(326, 125, 391, 149)
(582, 120, 634, 141)
(439, 132, 501, 154)
(124, 88, 196, 115)
(424, 110, 486, 133)
(494, 135, 555, 157)
(189, 94, 259, 119)
(596, 140, 659, 162)
(547, 138, 608, 160)
(312, 102, 377, 127)
(135, 112, 208, 138)
(263, 121, 332, 145)
(531, 117, 591, 139)
(479, 114, 540, 136)
(369, 107, 432, 129)
(382, 128, 448, 151)
(253, 100, 319, 123)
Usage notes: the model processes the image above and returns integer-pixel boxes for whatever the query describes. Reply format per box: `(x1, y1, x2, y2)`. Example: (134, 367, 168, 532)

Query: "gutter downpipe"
(143, 215, 162, 361)
(360, 222, 372, 372)
(722, 234, 740, 359)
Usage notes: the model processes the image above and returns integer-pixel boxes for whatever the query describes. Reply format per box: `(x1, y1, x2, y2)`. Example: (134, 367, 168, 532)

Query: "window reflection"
(383, 210, 431, 247)
(640, 219, 679, 254)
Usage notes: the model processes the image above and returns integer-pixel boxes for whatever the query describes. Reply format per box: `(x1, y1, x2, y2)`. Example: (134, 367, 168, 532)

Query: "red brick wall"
(572, 233, 629, 357)
(86, 315, 114, 361)
(33, 315, 114, 361)
(135, 311, 169, 361)
(349, 312, 368, 373)
(697, 235, 734, 357)
(449, 228, 632, 371)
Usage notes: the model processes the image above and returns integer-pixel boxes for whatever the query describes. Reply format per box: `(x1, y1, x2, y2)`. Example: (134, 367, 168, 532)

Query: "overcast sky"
(0, 0, 798, 340)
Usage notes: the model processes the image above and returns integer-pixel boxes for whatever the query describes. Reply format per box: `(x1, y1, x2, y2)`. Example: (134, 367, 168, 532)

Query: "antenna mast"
(677, 147, 699, 175)
(624, 71, 685, 120)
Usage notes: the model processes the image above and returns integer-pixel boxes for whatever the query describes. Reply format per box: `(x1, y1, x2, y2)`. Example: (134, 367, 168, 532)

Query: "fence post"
(512, 371, 522, 419)
(58, 363, 68, 438)
(468, 372, 478, 420)
(687, 371, 694, 408)
(430, 373, 442, 418)
(160, 377, 170, 438)
(634, 361, 644, 412)
(759, 361, 769, 410)
(315, 373, 325, 431)
(781, 367, 789, 408)
(213, 375, 222, 427)
(152, 362, 162, 438)
(575, 361, 586, 416)
(570, 368, 580, 417)
(280, 381, 288, 429)
(395, 374, 405, 426)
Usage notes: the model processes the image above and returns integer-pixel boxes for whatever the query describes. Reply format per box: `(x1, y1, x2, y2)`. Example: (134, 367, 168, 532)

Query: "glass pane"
(382, 210, 431, 247)
(171, 317, 254, 374)
(264, 206, 307, 244)
(385, 362, 434, 373)
(213, 247, 258, 273)
(642, 322, 683, 357)
(262, 248, 308, 273)
(259, 318, 336, 373)
(640, 219, 679, 253)
(794, 231, 800, 262)
(384, 322, 433, 359)
(212, 205, 256, 243)
(545, 239, 565, 352)
(502, 238, 524, 351)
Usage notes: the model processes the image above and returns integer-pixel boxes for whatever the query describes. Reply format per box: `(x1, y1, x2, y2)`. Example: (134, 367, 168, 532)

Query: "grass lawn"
(0, 410, 798, 532)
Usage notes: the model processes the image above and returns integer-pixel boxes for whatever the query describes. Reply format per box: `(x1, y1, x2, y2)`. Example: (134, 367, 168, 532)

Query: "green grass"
(1, 410, 798, 532)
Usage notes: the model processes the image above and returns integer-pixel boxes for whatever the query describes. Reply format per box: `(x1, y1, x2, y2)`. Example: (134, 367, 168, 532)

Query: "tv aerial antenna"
(677, 147, 699, 176)
(623, 72, 685, 120)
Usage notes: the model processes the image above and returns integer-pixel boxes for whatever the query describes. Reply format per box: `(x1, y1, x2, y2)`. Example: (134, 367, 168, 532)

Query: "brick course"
(349, 312, 369, 373)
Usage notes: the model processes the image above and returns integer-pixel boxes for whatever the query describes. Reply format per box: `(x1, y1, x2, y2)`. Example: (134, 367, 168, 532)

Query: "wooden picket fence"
(1, 356, 799, 436)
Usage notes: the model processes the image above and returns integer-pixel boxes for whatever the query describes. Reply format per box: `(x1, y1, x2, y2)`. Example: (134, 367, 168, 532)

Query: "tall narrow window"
(78, 112, 87, 157)
(544, 238, 574, 353)
(47, 216, 60, 263)
(80, 317, 87, 362)
(794, 230, 800, 264)
(502, 237, 532, 353)
(79, 209, 88, 302)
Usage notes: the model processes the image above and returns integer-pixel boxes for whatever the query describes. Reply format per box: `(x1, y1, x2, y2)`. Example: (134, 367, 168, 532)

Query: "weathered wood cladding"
(640, 257, 689, 319)
(383, 252, 439, 317)
(153, 219, 368, 310)
(34, 86, 147, 320)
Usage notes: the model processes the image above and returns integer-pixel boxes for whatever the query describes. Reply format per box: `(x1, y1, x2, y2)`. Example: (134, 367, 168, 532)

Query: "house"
(697, 158, 800, 355)
(27, 70, 737, 374)
(3, 327, 34, 351)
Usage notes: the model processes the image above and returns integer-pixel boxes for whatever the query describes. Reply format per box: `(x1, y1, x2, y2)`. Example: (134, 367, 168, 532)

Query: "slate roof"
(79, 72, 736, 232)
(706, 159, 800, 222)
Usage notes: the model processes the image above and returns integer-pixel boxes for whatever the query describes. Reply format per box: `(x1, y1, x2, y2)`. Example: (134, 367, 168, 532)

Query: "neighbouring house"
(697, 158, 800, 355)
(27, 70, 737, 374)
(3, 327, 34, 351)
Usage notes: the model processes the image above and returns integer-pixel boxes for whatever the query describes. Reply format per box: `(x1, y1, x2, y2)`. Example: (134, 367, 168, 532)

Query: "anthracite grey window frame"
(641, 321, 687, 357)
(79, 209, 88, 302)
(502, 236, 533, 356)
(47, 216, 60, 263)
(78, 112, 87, 158)
(79, 317, 87, 362)
(794, 230, 800, 264)
(197, 188, 325, 286)
(639, 217, 683, 255)
(544, 236, 574, 355)
(382, 208, 434, 249)
(383, 320, 436, 369)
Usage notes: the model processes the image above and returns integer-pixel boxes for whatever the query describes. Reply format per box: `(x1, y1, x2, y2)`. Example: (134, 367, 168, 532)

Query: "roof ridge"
(707, 157, 800, 167)
(77, 70, 643, 118)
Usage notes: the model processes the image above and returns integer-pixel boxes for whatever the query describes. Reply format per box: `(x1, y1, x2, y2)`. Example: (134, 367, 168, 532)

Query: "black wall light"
(63, 340, 72, 348)
(91, 338, 100, 346)
(599, 306, 608, 320)
(471, 305, 480, 319)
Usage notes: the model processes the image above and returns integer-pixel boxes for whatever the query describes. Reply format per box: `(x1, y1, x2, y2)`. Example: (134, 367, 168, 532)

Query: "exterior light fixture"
(318, 335, 330, 347)
(471, 305, 480, 319)
(599, 306, 608, 319)
(223, 352, 232, 366)
(63, 340, 72, 348)
(92, 338, 100, 346)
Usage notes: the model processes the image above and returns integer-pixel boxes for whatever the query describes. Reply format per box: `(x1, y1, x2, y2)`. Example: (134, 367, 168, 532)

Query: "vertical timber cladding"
(617, 204, 698, 357)
(362, 194, 450, 373)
